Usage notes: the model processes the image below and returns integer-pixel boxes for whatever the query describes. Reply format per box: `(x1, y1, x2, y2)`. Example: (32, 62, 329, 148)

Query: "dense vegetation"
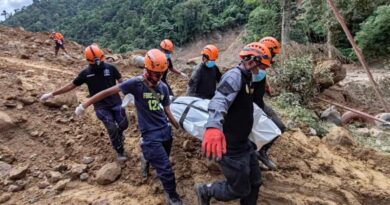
(2, 0, 254, 52)
(2, 0, 389, 58)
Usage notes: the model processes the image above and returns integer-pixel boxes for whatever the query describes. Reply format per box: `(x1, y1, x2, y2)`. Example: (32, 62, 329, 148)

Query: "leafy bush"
(269, 55, 318, 103)
(356, 5, 390, 58)
(271, 92, 330, 136)
(243, 7, 280, 43)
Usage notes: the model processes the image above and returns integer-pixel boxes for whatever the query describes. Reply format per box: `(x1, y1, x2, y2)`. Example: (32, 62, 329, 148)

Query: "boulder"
(9, 165, 29, 180)
(375, 113, 390, 129)
(313, 60, 346, 90)
(0, 111, 14, 132)
(82, 156, 94, 165)
(37, 180, 50, 189)
(48, 171, 63, 183)
(80, 173, 89, 181)
(323, 126, 355, 147)
(53, 179, 70, 192)
(321, 106, 342, 125)
(43, 92, 77, 108)
(96, 163, 121, 185)
(68, 164, 87, 179)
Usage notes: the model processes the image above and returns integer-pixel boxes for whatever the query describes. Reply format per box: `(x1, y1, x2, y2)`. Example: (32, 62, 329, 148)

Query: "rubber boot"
(257, 146, 277, 171)
(194, 183, 211, 205)
(165, 192, 184, 205)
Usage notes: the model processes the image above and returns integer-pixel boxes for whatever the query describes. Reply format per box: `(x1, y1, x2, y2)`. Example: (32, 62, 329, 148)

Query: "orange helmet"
(160, 39, 174, 52)
(144, 49, 168, 72)
(201, 44, 219, 61)
(259, 37, 280, 54)
(239, 42, 271, 67)
(85, 45, 105, 64)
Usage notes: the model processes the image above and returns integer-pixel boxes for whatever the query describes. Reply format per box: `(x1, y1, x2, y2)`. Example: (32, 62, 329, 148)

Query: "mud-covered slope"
(0, 26, 389, 205)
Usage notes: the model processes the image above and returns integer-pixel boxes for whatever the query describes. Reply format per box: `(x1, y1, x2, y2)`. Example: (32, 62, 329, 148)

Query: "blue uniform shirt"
(119, 76, 170, 134)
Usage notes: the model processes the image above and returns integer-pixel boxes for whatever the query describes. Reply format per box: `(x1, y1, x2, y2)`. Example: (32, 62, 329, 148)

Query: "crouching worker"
(74, 49, 184, 205)
(40, 45, 128, 161)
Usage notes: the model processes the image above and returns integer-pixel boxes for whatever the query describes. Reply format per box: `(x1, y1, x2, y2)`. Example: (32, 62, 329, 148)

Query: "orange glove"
(202, 128, 227, 160)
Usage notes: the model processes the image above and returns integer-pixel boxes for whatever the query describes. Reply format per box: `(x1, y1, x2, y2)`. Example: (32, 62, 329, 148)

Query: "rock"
(96, 163, 121, 185)
(82, 156, 94, 164)
(53, 164, 68, 172)
(0, 146, 15, 164)
(37, 180, 50, 189)
(8, 184, 23, 192)
(309, 127, 317, 136)
(68, 164, 87, 179)
(321, 106, 342, 125)
(9, 165, 29, 180)
(313, 60, 346, 90)
(29, 130, 39, 137)
(20, 54, 30, 59)
(43, 93, 77, 108)
(53, 179, 70, 192)
(182, 140, 191, 151)
(80, 173, 89, 181)
(0, 193, 11, 203)
(0, 111, 14, 133)
(0, 162, 12, 178)
(375, 113, 390, 129)
(48, 171, 63, 183)
(323, 126, 355, 147)
(18, 96, 36, 105)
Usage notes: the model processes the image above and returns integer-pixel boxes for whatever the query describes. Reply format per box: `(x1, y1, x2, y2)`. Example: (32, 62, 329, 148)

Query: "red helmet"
(201, 44, 219, 61)
(160, 39, 174, 52)
(144, 49, 168, 72)
(259, 37, 280, 55)
(239, 42, 272, 67)
(85, 45, 105, 64)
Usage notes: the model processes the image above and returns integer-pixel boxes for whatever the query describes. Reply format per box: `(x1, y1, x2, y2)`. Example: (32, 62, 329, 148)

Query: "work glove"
(121, 94, 135, 108)
(180, 72, 189, 80)
(202, 128, 227, 160)
(40, 93, 53, 102)
(75, 104, 85, 116)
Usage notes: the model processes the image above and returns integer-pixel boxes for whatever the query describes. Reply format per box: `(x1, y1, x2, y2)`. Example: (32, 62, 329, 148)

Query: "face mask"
(252, 70, 266, 82)
(165, 53, 171, 59)
(206, 61, 215, 68)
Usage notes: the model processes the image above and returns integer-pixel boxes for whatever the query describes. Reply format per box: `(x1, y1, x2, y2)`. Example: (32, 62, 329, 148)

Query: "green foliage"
(356, 5, 390, 58)
(270, 55, 318, 103)
(3, 0, 255, 52)
(272, 92, 330, 136)
(243, 7, 280, 43)
(242, 0, 281, 43)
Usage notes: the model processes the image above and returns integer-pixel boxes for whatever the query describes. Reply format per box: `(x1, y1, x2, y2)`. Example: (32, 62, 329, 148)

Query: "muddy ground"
(0, 27, 389, 205)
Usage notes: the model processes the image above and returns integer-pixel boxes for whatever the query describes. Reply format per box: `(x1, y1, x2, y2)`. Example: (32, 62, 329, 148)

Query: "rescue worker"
(255, 37, 286, 170)
(49, 31, 69, 57)
(40, 45, 129, 161)
(194, 43, 272, 205)
(187, 44, 222, 99)
(75, 49, 184, 205)
(159, 39, 188, 95)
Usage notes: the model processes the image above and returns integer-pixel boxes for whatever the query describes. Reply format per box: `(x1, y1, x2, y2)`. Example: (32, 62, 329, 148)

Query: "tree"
(1, 10, 8, 20)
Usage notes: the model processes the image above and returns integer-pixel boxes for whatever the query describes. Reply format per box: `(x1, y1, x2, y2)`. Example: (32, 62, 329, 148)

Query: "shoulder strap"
(138, 76, 162, 104)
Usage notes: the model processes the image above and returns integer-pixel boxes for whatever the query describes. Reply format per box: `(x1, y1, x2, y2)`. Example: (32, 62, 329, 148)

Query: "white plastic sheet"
(170, 96, 281, 150)
(121, 94, 281, 150)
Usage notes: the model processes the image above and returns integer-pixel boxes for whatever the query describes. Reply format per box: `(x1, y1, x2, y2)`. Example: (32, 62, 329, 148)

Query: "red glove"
(202, 128, 227, 160)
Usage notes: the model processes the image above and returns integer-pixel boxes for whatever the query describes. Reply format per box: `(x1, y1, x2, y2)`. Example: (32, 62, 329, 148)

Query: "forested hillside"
(2, 0, 389, 58)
